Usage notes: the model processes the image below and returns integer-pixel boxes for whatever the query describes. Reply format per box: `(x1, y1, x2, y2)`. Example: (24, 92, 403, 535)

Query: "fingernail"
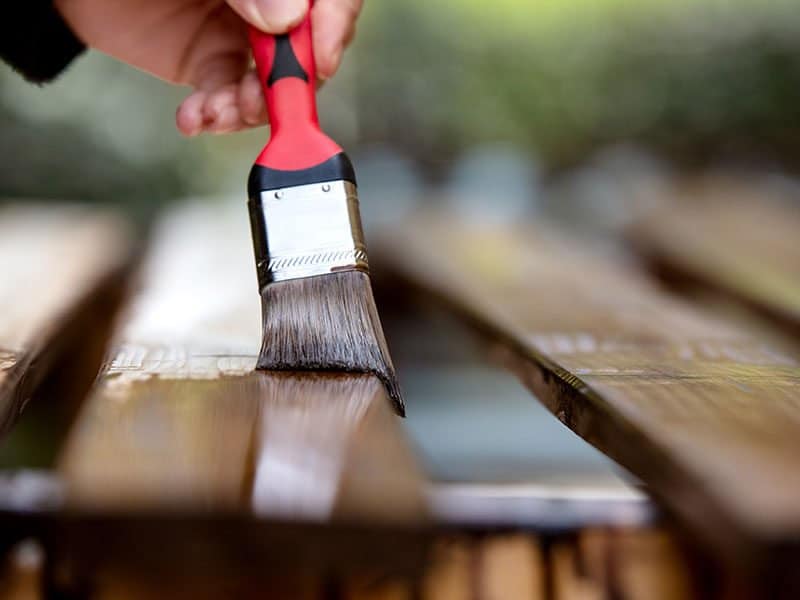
(255, 0, 307, 32)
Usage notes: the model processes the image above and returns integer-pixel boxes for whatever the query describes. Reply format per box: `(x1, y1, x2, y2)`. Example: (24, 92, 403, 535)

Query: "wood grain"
(60, 372, 424, 523)
(629, 175, 800, 339)
(36, 202, 428, 589)
(0, 205, 134, 438)
(377, 212, 800, 591)
(58, 202, 426, 521)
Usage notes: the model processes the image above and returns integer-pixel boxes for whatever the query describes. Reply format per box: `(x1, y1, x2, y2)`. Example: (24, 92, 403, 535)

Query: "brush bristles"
(257, 271, 404, 416)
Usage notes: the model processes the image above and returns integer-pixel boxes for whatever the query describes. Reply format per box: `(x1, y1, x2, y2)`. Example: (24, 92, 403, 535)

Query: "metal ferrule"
(248, 180, 368, 289)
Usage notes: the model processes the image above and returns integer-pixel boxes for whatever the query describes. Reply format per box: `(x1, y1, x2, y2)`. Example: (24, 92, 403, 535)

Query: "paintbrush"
(246, 6, 404, 415)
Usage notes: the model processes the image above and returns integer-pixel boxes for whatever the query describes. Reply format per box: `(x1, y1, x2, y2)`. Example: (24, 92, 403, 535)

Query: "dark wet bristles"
(257, 270, 404, 416)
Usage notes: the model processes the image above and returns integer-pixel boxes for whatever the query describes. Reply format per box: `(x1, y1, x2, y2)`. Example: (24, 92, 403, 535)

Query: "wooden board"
(0, 542, 41, 600)
(59, 372, 423, 522)
(477, 534, 545, 599)
(0, 205, 134, 440)
(628, 175, 800, 339)
(552, 529, 693, 600)
(418, 530, 688, 600)
(0, 530, 692, 600)
(377, 212, 800, 592)
(367, 304, 656, 532)
(30, 202, 428, 585)
(419, 534, 548, 600)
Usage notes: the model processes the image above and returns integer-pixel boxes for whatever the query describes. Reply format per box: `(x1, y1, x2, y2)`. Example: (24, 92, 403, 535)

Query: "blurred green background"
(1, 0, 799, 221)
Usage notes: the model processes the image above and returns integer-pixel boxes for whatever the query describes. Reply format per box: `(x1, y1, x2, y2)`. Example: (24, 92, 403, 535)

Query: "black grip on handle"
(267, 34, 309, 87)
(247, 152, 356, 196)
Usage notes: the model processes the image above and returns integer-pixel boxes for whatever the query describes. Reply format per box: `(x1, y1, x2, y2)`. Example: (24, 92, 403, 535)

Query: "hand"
(54, 0, 363, 136)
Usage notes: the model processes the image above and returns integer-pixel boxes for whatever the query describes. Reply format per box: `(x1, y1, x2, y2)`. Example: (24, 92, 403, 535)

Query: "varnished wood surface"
(0, 200, 703, 595)
(628, 175, 800, 338)
(377, 212, 800, 591)
(0, 205, 134, 438)
(58, 202, 425, 521)
(60, 372, 424, 523)
(17, 202, 429, 588)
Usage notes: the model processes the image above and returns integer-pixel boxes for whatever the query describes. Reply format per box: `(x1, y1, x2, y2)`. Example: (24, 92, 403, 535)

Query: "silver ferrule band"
(252, 180, 369, 285)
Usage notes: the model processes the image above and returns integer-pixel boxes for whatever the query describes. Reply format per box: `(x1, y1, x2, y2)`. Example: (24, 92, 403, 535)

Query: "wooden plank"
(377, 212, 800, 592)
(345, 577, 412, 600)
(628, 175, 800, 339)
(478, 534, 545, 599)
(422, 536, 548, 600)
(57, 202, 425, 520)
(0, 205, 134, 440)
(40, 202, 427, 582)
(420, 538, 472, 600)
(587, 529, 694, 600)
(552, 529, 692, 600)
(0, 542, 42, 600)
(60, 372, 424, 523)
(552, 542, 603, 600)
(92, 569, 321, 600)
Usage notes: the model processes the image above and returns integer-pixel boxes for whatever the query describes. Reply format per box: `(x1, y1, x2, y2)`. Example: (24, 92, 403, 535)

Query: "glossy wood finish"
(35, 202, 429, 588)
(60, 372, 424, 523)
(58, 202, 425, 521)
(629, 175, 800, 339)
(0, 205, 134, 439)
(377, 212, 800, 591)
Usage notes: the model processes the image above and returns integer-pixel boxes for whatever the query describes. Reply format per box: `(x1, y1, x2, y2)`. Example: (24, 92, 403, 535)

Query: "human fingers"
(176, 72, 268, 135)
(176, 90, 209, 137)
(238, 70, 268, 126)
(177, 85, 244, 135)
(225, 0, 307, 33)
(202, 84, 246, 133)
(312, 0, 362, 81)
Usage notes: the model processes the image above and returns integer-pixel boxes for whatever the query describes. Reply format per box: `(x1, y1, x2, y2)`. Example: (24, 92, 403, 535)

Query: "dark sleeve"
(0, 3, 86, 84)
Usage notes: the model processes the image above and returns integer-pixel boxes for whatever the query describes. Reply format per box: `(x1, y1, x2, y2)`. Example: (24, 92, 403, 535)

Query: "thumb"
(226, 0, 308, 33)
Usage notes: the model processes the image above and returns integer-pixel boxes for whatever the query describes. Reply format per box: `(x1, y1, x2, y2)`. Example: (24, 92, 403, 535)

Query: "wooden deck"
(58, 203, 425, 523)
(4, 194, 799, 596)
(377, 211, 800, 594)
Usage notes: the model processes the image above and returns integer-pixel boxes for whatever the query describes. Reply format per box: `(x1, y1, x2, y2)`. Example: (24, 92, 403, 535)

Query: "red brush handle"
(249, 3, 341, 171)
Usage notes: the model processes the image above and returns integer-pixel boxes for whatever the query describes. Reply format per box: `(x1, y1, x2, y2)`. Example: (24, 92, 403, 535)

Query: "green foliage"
(353, 0, 800, 167)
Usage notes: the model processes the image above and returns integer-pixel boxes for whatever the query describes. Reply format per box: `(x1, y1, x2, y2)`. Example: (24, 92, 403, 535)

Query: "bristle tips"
(256, 271, 405, 416)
